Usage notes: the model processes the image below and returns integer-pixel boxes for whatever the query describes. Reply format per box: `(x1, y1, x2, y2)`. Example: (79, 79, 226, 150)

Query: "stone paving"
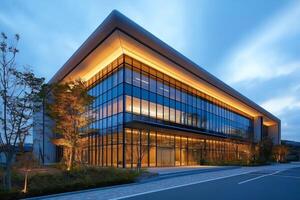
(28, 163, 300, 200)
(147, 165, 221, 175)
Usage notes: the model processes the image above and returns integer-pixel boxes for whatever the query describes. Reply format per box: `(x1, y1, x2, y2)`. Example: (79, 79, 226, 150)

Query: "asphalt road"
(124, 167, 300, 200)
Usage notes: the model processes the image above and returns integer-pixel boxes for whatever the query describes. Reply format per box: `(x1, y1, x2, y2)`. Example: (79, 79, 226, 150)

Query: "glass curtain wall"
(124, 128, 249, 167)
(82, 54, 253, 167)
(84, 55, 124, 167)
(123, 55, 253, 139)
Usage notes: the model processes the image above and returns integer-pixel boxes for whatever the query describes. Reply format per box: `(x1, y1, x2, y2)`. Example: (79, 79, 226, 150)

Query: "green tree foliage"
(46, 80, 94, 170)
(273, 144, 289, 162)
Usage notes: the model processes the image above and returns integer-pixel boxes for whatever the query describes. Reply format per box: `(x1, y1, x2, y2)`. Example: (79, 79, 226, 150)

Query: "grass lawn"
(0, 166, 141, 200)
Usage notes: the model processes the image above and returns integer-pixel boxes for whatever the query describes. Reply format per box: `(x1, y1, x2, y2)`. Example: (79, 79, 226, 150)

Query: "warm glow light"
(60, 30, 277, 126)
(83, 49, 123, 81)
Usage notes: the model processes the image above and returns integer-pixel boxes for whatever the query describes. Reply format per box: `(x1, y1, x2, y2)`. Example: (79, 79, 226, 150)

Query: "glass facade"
(123, 128, 249, 167)
(122, 57, 253, 138)
(82, 55, 253, 167)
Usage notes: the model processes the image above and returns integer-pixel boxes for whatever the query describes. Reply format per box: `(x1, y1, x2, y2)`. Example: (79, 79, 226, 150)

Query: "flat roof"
(49, 10, 280, 124)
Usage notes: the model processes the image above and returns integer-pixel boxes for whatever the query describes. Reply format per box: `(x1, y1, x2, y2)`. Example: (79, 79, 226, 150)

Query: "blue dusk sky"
(1, 0, 300, 142)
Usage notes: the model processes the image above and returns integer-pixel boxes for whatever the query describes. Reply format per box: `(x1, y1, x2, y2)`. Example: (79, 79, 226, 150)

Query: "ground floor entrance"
(83, 127, 250, 168)
(157, 147, 175, 167)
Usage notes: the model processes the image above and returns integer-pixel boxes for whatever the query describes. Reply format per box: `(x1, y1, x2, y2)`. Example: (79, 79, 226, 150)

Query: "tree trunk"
(136, 160, 141, 173)
(67, 147, 74, 171)
(22, 170, 29, 193)
(3, 153, 13, 190)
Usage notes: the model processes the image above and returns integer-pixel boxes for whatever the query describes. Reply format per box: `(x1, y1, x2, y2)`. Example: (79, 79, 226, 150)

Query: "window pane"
(118, 96, 123, 113)
(132, 97, 140, 114)
(164, 84, 170, 97)
(125, 68, 132, 84)
(170, 87, 175, 100)
(113, 98, 118, 115)
(163, 106, 169, 121)
(150, 77, 156, 93)
(149, 146, 156, 167)
(112, 72, 118, 87)
(118, 68, 123, 84)
(133, 70, 140, 87)
(141, 74, 149, 90)
(182, 92, 187, 103)
(175, 89, 181, 101)
(176, 110, 181, 124)
(112, 115, 117, 126)
(125, 96, 132, 112)
(170, 108, 175, 122)
(150, 102, 156, 118)
(157, 104, 163, 119)
(102, 103, 107, 118)
(141, 99, 149, 116)
(157, 81, 163, 95)
(107, 101, 112, 117)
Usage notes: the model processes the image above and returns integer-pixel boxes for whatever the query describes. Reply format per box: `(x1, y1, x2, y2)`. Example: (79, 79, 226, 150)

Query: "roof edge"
(49, 10, 280, 123)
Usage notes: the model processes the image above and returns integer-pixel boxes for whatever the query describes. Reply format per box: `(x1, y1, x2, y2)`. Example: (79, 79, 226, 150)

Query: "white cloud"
(221, 1, 300, 84)
(228, 59, 300, 83)
(219, 2, 300, 142)
(261, 96, 300, 115)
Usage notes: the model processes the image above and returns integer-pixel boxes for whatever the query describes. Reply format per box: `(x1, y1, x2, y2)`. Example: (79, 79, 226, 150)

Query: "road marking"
(109, 171, 254, 200)
(238, 170, 281, 185)
(272, 175, 300, 179)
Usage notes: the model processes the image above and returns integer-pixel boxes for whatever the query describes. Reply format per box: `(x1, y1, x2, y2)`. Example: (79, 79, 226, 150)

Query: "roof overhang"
(49, 10, 280, 126)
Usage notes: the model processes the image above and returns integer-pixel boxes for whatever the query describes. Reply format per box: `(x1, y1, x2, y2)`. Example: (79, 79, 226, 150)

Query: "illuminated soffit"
(62, 30, 276, 126)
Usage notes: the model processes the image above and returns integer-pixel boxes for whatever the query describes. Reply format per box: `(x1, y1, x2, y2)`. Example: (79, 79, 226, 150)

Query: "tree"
(15, 151, 38, 193)
(46, 80, 94, 171)
(273, 145, 289, 162)
(248, 143, 259, 164)
(0, 32, 45, 190)
(135, 131, 148, 172)
(258, 137, 273, 162)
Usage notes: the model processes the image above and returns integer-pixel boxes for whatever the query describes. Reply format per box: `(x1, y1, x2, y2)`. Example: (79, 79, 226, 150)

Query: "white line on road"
(272, 175, 300, 179)
(109, 171, 253, 200)
(238, 170, 281, 185)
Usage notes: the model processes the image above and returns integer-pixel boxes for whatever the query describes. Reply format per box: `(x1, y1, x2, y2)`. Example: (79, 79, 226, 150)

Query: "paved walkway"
(147, 165, 222, 175)
(27, 163, 300, 200)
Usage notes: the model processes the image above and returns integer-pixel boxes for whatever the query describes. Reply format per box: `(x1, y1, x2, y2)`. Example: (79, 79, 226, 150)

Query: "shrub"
(258, 138, 273, 162)
(0, 189, 25, 200)
(1, 166, 140, 200)
(272, 145, 289, 162)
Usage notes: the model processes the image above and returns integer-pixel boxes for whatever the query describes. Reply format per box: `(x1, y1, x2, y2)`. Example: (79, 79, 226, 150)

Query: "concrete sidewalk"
(141, 165, 238, 183)
(147, 165, 229, 175)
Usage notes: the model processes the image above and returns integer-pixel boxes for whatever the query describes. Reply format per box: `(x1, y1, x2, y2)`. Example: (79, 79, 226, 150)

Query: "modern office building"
(33, 10, 280, 167)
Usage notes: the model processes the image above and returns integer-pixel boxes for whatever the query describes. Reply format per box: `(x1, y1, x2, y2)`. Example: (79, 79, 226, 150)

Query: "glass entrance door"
(157, 147, 175, 166)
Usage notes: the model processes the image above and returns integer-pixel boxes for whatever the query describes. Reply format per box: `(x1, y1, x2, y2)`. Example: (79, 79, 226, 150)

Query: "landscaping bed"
(0, 166, 140, 200)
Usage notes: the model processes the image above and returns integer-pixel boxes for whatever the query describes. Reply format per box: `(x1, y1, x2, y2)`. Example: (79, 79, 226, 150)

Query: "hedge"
(1, 167, 140, 200)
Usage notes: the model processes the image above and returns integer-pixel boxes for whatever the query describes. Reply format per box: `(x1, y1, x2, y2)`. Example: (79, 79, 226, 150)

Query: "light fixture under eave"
(61, 31, 124, 83)
(60, 29, 278, 127)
